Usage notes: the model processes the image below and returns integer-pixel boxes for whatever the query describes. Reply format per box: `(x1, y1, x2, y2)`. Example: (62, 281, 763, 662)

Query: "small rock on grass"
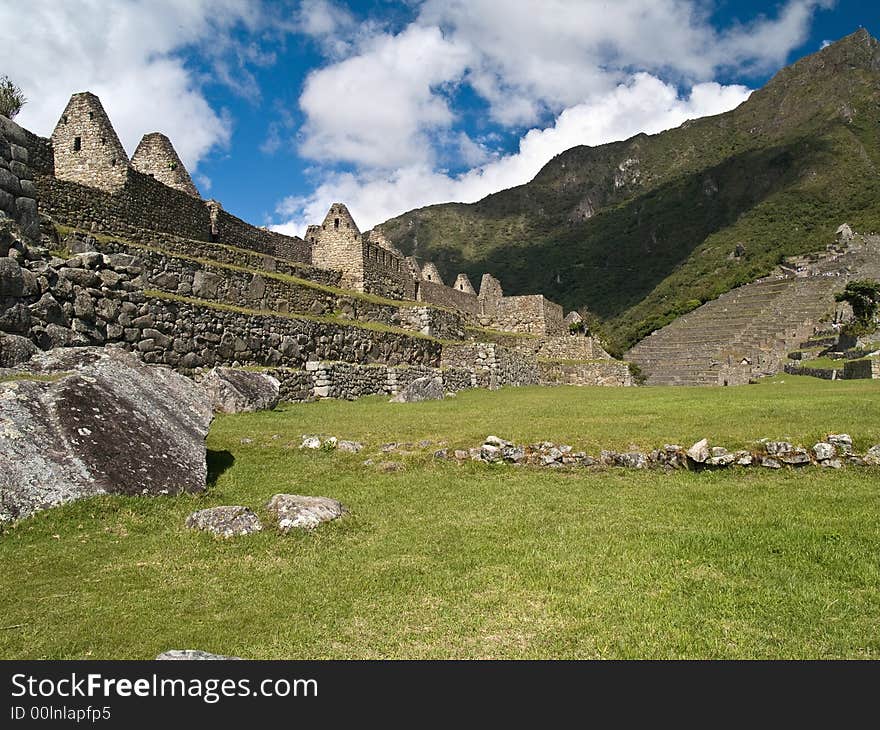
(266, 494, 347, 532)
(185, 506, 263, 538)
(157, 650, 243, 660)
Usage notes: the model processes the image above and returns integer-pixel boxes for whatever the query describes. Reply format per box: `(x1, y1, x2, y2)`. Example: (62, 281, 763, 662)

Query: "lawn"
(1, 375, 879, 659)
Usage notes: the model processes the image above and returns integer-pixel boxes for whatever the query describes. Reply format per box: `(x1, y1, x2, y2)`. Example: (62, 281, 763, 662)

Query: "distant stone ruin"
(0, 91, 633, 401)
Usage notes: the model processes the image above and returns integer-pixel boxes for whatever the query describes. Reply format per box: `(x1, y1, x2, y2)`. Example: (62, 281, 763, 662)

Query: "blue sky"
(4, 0, 878, 236)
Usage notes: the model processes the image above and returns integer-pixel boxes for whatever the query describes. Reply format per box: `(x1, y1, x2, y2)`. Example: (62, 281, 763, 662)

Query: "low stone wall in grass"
(538, 360, 634, 387)
(441, 342, 539, 389)
(783, 360, 879, 380)
(250, 362, 481, 402)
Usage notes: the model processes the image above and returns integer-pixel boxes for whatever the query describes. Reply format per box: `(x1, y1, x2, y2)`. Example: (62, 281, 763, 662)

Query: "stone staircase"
(626, 235, 880, 386)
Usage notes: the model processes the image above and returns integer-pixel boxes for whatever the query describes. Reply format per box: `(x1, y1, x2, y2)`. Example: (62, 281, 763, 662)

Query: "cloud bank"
(274, 0, 830, 234)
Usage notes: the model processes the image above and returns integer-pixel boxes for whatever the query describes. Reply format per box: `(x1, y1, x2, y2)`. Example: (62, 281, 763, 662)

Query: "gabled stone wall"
(131, 133, 200, 197)
(51, 92, 129, 193)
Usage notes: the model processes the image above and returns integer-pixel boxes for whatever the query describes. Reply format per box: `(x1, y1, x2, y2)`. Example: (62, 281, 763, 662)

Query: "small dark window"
(89, 111, 94, 120)
(73, 137, 82, 152)
(100, 137, 106, 145)
(334, 218, 340, 229)
(427, 274, 432, 281)
(110, 158, 117, 167)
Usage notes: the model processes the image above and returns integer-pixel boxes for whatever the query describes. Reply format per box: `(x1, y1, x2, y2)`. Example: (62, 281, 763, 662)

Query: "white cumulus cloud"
(273, 75, 752, 235)
(278, 0, 830, 232)
(3, 0, 269, 172)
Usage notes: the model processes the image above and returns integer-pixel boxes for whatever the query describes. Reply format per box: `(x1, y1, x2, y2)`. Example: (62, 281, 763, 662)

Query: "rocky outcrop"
(185, 505, 263, 537)
(200, 367, 280, 413)
(0, 347, 213, 522)
(389, 375, 444, 402)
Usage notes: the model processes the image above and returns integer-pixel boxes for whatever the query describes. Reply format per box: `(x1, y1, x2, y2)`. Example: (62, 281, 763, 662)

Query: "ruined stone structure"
(131, 133, 199, 197)
(51, 92, 129, 193)
(0, 92, 631, 399)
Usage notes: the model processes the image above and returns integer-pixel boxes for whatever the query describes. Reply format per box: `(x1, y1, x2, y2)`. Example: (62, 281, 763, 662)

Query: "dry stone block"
(156, 650, 243, 660)
(266, 494, 347, 532)
(185, 506, 263, 538)
(201, 367, 280, 414)
(390, 375, 444, 402)
(686, 438, 709, 464)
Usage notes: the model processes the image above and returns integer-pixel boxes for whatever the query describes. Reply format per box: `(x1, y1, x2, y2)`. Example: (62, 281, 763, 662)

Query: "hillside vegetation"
(374, 30, 880, 354)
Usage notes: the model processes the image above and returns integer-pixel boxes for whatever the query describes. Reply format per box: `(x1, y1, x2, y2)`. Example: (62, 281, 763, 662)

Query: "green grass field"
(1, 375, 879, 659)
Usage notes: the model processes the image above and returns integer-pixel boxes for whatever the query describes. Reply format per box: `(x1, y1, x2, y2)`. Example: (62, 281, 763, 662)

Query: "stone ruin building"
(0, 91, 633, 399)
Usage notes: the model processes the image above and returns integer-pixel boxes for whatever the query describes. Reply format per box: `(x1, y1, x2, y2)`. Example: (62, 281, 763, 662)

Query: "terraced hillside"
(626, 235, 880, 385)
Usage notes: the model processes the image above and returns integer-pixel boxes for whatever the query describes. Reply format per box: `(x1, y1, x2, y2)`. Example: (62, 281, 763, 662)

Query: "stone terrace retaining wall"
(85, 232, 341, 287)
(441, 342, 539, 389)
(257, 362, 481, 402)
(537, 334, 609, 360)
(136, 295, 442, 371)
(538, 360, 633, 387)
(844, 358, 880, 379)
(67, 233, 468, 341)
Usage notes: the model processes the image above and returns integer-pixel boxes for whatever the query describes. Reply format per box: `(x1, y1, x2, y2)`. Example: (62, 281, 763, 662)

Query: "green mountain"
(373, 30, 880, 355)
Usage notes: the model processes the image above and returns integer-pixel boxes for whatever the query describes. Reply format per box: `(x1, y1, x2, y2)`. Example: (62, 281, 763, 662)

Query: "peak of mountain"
(374, 32, 880, 354)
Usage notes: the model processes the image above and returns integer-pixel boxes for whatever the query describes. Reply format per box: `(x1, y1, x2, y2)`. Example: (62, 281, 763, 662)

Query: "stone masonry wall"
(844, 358, 880, 379)
(263, 362, 478, 402)
(419, 278, 482, 316)
(85, 231, 341, 288)
(39, 171, 211, 242)
(0, 117, 40, 241)
(441, 342, 539, 389)
(66, 233, 467, 340)
(212, 205, 312, 265)
(15, 123, 53, 176)
(536, 334, 610, 360)
(361, 239, 416, 300)
(538, 360, 633, 387)
(481, 294, 565, 336)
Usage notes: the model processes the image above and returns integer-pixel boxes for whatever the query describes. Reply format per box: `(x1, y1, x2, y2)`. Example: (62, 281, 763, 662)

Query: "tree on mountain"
(0, 76, 26, 119)
(835, 279, 880, 332)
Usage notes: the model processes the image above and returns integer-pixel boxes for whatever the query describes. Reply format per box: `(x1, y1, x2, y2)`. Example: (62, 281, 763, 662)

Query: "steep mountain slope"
(373, 30, 880, 354)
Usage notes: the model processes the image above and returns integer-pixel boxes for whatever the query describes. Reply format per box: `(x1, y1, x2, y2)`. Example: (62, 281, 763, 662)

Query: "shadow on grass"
(207, 449, 235, 487)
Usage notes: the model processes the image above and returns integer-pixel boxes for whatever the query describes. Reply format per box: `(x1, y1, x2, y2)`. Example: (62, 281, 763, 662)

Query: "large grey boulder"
(201, 367, 281, 413)
(0, 347, 213, 522)
(0, 331, 37, 367)
(266, 494, 348, 532)
(390, 375, 444, 403)
(156, 650, 243, 660)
